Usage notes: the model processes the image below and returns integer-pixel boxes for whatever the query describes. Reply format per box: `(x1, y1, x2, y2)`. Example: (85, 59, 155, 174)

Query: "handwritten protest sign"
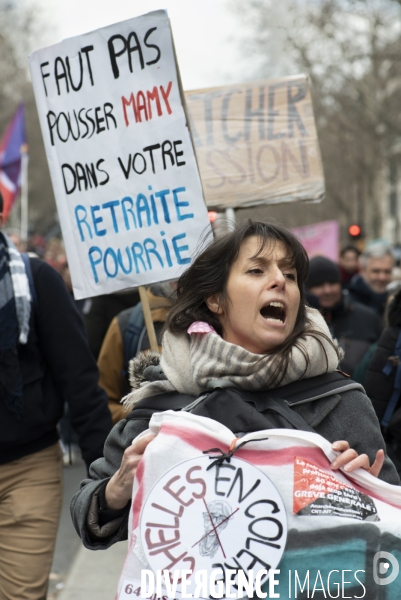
(29, 11, 210, 299)
(185, 75, 324, 210)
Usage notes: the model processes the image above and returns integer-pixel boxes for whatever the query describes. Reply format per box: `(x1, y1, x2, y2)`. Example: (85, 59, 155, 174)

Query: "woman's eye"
(284, 272, 296, 281)
(247, 268, 263, 274)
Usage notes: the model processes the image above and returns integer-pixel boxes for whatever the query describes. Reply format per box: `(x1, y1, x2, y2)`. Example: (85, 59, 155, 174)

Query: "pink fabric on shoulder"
(187, 321, 217, 335)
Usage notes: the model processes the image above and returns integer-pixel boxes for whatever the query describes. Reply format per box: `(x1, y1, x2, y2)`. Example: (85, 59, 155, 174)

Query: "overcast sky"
(32, 0, 245, 90)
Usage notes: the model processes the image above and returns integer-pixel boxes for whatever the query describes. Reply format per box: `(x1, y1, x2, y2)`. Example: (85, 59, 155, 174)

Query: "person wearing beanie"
(307, 256, 382, 380)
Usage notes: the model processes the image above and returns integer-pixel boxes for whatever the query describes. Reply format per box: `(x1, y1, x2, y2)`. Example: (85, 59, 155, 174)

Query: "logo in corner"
(373, 551, 399, 586)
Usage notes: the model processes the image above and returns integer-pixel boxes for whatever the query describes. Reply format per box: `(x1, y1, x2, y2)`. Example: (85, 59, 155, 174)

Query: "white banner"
(116, 411, 401, 599)
(29, 11, 210, 299)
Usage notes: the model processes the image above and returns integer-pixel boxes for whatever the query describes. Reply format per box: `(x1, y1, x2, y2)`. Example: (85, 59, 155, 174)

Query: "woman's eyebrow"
(247, 255, 269, 265)
(279, 257, 296, 269)
(247, 255, 296, 268)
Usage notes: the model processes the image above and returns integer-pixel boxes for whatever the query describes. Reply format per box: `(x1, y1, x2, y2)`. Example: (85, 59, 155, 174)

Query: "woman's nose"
(267, 265, 286, 288)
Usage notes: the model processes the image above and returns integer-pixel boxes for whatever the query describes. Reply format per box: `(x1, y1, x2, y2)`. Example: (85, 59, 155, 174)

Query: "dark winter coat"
(348, 274, 388, 318)
(321, 291, 382, 376)
(365, 288, 401, 433)
(71, 375, 399, 550)
(0, 258, 112, 467)
(339, 265, 358, 290)
(82, 289, 140, 359)
(364, 289, 401, 472)
(364, 327, 400, 427)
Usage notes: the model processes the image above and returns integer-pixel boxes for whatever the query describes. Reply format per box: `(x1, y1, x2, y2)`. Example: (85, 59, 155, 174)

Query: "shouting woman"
(71, 220, 399, 549)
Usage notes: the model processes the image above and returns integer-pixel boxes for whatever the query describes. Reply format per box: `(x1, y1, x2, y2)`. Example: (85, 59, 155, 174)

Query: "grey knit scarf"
(123, 307, 342, 411)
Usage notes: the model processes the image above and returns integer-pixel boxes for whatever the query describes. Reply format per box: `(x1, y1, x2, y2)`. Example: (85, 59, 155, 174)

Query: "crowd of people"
(306, 241, 401, 474)
(3, 202, 401, 598)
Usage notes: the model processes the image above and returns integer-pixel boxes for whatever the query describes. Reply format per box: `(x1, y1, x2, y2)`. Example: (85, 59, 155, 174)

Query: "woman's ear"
(206, 294, 223, 315)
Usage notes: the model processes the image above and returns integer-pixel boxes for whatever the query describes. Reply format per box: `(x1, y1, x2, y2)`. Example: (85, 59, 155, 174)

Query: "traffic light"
(348, 224, 362, 239)
(208, 211, 218, 223)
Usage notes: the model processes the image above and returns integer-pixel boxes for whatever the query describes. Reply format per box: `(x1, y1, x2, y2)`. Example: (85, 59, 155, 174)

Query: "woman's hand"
(330, 440, 385, 478)
(105, 433, 156, 510)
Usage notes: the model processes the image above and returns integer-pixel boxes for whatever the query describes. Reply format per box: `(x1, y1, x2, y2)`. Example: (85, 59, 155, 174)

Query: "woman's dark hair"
(340, 244, 361, 258)
(165, 220, 340, 385)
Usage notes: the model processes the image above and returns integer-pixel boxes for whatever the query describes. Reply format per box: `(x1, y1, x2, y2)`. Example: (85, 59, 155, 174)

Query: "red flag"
(0, 104, 28, 220)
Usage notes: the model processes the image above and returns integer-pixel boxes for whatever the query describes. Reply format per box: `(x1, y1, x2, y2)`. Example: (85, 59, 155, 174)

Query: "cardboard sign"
(29, 11, 210, 299)
(185, 75, 324, 210)
(291, 220, 339, 261)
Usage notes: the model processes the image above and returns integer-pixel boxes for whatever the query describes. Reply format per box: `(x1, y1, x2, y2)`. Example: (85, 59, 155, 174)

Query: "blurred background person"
(59, 263, 85, 313)
(82, 289, 140, 360)
(348, 242, 394, 318)
(338, 245, 360, 289)
(364, 287, 401, 475)
(306, 256, 382, 379)
(4, 228, 24, 252)
(97, 282, 175, 424)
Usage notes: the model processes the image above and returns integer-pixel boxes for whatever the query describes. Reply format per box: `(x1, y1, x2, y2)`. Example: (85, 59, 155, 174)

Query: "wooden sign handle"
(138, 285, 159, 352)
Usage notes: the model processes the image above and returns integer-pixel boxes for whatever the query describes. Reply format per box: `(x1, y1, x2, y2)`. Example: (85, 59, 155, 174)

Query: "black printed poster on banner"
(293, 457, 379, 521)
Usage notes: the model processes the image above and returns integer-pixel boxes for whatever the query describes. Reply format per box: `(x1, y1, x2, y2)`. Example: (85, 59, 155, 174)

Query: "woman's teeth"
(260, 301, 285, 322)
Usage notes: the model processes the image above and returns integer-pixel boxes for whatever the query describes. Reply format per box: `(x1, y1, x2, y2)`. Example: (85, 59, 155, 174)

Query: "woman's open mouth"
(260, 301, 286, 324)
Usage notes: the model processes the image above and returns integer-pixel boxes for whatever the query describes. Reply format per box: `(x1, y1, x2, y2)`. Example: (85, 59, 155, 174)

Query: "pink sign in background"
(291, 220, 339, 262)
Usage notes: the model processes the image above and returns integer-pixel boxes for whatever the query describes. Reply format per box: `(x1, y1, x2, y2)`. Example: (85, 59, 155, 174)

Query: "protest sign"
(116, 411, 401, 599)
(185, 75, 324, 210)
(291, 220, 339, 261)
(29, 11, 210, 299)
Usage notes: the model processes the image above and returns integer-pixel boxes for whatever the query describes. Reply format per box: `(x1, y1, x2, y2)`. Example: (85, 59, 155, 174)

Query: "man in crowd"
(348, 242, 394, 318)
(0, 192, 112, 600)
(306, 256, 382, 377)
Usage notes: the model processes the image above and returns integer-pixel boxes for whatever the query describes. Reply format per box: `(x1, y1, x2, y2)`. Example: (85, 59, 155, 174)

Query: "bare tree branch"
(231, 0, 401, 239)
